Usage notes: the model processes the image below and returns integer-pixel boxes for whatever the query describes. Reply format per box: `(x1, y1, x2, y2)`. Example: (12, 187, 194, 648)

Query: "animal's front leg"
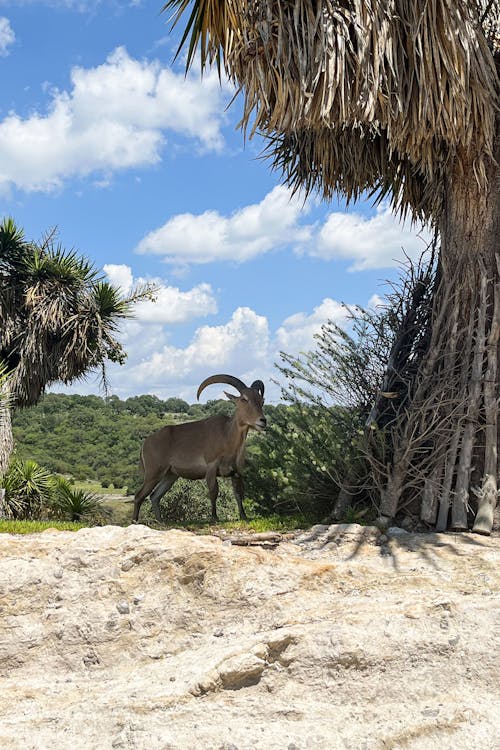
(206, 465, 219, 523)
(149, 473, 177, 523)
(231, 474, 248, 520)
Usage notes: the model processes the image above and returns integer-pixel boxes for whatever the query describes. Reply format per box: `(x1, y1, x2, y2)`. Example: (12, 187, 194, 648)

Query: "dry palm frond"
(166, 0, 498, 221)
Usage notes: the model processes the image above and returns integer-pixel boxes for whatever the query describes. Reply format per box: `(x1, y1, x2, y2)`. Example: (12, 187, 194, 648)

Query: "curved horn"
(197, 374, 247, 400)
(250, 380, 265, 397)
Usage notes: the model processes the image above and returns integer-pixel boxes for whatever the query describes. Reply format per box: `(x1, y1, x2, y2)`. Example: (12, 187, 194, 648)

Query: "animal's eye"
(241, 395, 249, 402)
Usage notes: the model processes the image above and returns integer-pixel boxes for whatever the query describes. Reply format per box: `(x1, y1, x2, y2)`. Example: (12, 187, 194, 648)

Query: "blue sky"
(0, 1, 430, 403)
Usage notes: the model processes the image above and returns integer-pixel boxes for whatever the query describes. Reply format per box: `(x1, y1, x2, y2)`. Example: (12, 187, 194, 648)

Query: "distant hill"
(12, 393, 236, 491)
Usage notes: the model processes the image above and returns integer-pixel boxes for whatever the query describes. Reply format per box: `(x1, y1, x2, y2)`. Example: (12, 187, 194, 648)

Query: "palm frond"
(25, 244, 99, 286)
(1, 217, 154, 408)
(163, 0, 239, 72)
(0, 217, 26, 269)
(166, 0, 498, 220)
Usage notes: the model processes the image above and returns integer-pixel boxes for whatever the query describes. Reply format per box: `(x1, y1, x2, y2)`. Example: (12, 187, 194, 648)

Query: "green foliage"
(245, 402, 365, 519)
(49, 476, 110, 523)
(0, 456, 110, 523)
(1, 458, 53, 519)
(246, 302, 398, 520)
(141, 477, 242, 524)
(0, 520, 86, 534)
(0, 217, 154, 410)
(217, 514, 311, 533)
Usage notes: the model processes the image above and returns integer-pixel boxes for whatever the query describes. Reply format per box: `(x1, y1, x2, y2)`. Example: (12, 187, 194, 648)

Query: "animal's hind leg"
(149, 473, 177, 523)
(206, 466, 219, 524)
(231, 475, 248, 521)
(133, 476, 160, 522)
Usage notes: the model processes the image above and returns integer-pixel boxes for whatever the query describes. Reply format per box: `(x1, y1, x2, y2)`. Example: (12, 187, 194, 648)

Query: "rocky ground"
(0, 523, 499, 749)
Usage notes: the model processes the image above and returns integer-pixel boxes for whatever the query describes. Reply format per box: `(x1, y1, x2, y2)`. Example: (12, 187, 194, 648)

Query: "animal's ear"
(251, 380, 265, 398)
(224, 391, 239, 402)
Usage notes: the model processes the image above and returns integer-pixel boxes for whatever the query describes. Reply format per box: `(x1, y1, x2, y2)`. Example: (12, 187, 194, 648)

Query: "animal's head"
(197, 374, 267, 431)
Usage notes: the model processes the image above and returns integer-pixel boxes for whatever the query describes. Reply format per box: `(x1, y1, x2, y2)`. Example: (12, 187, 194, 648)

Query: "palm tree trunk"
(380, 125, 499, 532)
(0, 388, 14, 475)
(443, 129, 499, 533)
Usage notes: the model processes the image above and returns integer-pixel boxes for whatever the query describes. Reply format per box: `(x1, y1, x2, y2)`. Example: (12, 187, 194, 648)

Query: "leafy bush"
(0, 459, 53, 519)
(141, 477, 243, 524)
(49, 476, 110, 524)
(0, 460, 110, 524)
(244, 302, 398, 520)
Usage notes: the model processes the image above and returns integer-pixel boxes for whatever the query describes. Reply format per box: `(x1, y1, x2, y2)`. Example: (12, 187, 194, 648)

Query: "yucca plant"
(165, 1, 499, 534)
(1, 458, 53, 519)
(50, 476, 110, 523)
(0, 218, 154, 472)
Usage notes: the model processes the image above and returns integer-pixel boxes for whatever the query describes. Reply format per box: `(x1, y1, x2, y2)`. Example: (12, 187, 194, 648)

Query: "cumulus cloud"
(119, 306, 271, 399)
(104, 263, 218, 325)
(275, 298, 348, 353)
(136, 189, 432, 271)
(136, 185, 313, 264)
(315, 204, 432, 271)
(0, 17, 14, 56)
(80, 290, 349, 401)
(0, 47, 231, 192)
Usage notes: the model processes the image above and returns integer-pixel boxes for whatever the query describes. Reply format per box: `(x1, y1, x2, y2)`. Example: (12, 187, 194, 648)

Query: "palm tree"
(165, 1, 499, 533)
(0, 218, 150, 473)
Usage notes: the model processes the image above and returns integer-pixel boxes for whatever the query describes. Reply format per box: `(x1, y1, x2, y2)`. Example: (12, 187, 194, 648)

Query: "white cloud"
(104, 263, 134, 294)
(315, 204, 432, 270)
(276, 298, 348, 353)
(119, 306, 271, 399)
(83, 292, 350, 402)
(0, 47, 231, 192)
(136, 189, 432, 271)
(104, 263, 218, 325)
(0, 17, 14, 56)
(136, 185, 313, 264)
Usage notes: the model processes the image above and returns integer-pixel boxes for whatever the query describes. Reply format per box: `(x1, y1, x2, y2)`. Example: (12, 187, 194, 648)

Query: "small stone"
(53, 569, 64, 579)
(169, 676, 176, 682)
(223, 540, 232, 546)
(116, 601, 130, 615)
(213, 628, 224, 637)
(83, 652, 100, 667)
(449, 634, 460, 646)
(133, 595, 144, 605)
(421, 708, 440, 717)
(387, 527, 409, 536)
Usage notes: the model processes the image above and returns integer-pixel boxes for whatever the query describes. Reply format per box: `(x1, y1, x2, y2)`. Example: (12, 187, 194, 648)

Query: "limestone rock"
(0, 523, 498, 749)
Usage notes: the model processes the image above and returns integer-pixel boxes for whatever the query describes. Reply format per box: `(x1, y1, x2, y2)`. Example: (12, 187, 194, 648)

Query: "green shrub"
(0, 459, 53, 519)
(141, 477, 242, 524)
(49, 476, 110, 524)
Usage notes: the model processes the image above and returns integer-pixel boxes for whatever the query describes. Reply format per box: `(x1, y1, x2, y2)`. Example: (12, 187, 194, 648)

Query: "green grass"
(100, 498, 134, 526)
(74, 481, 129, 496)
(163, 513, 312, 534)
(0, 519, 87, 534)
(0, 513, 311, 535)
